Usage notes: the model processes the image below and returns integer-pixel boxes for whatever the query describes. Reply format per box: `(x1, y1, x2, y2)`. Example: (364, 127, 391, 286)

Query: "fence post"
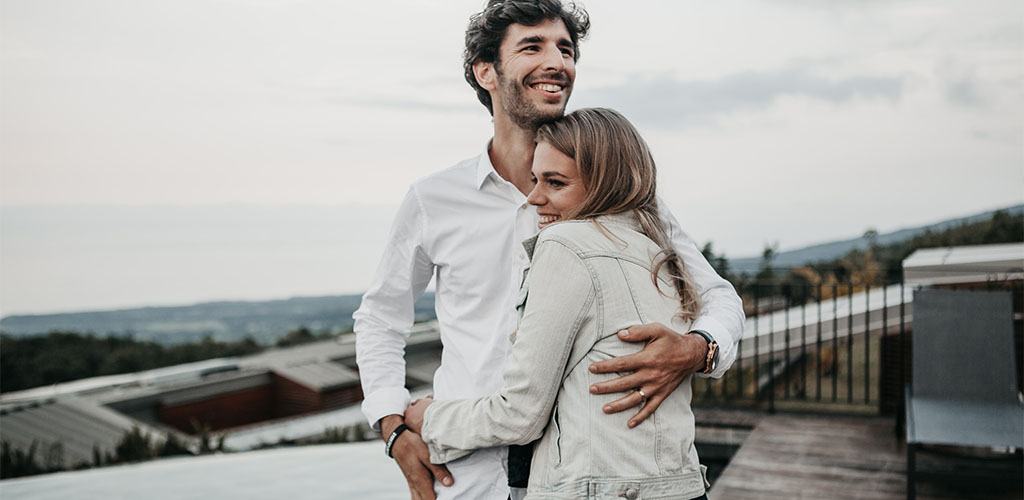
(847, 284, 854, 404)
(817, 283, 823, 401)
(754, 284, 760, 406)
(832, 284, 839, 402)
(865, 283, 871, 404)
(769, 287, 776, 414)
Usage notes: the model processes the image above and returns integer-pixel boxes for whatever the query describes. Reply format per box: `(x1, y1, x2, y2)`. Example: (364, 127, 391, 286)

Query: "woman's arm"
(415, 237, 596, 464)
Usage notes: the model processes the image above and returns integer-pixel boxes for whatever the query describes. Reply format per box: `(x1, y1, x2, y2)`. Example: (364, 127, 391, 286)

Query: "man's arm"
(354, 186, 451, 499)
(589, 201, 745, 426)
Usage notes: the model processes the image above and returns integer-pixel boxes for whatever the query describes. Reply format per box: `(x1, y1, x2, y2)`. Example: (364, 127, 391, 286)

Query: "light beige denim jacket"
(421, 213, 708, 500)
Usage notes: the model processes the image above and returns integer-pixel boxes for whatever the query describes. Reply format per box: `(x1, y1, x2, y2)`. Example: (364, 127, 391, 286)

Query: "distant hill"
(0, 293, 436, 346)
(728, 204, 1024, 274)
(5, 205, 1021, 344)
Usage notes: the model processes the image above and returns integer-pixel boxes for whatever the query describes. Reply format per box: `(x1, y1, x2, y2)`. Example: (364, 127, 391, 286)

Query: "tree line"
(0, 327, 339, 394)
(701, 209, 1023, 308)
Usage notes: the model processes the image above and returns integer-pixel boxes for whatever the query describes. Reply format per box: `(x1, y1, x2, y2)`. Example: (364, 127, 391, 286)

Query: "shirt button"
(624, 487, 639, 500)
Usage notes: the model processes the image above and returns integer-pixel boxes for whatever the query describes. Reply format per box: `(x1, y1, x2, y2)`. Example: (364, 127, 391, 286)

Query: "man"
(354, 2, 744, 499)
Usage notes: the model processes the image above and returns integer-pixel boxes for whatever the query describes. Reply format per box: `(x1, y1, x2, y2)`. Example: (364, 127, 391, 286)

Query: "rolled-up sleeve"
(420, 238, 596, 464)
(659, 202, 745, 379)
(354, 186, 435, 430)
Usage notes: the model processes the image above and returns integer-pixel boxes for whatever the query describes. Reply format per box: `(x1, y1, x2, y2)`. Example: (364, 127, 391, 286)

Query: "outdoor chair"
(905, 289, 1023, 499)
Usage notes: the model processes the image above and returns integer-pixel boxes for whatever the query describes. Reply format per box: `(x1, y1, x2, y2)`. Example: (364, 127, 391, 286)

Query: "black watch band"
(688, 329, 718, 374)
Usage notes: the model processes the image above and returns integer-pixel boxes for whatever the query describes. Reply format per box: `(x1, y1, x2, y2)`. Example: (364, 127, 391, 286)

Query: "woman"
(405, 108, 710, 500)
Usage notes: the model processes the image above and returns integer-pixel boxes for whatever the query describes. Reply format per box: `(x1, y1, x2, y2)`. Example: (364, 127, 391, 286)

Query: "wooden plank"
(708, 414, 1022, 500)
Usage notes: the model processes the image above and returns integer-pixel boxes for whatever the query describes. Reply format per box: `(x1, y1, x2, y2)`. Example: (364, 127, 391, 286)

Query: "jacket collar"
(521, 212, 643, 260)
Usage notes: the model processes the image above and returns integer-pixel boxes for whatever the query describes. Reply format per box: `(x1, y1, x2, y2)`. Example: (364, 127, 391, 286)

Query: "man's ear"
(473, 61, 497, 91)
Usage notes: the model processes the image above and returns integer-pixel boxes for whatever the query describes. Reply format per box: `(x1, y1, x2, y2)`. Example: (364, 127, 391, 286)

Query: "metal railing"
(693, 279, 1024, 414)
(694, 280, 912, 414)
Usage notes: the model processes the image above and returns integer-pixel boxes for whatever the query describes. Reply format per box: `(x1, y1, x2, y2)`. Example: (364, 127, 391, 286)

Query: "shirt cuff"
(689, 316, 732, 379)
(362, 387, 412, 431)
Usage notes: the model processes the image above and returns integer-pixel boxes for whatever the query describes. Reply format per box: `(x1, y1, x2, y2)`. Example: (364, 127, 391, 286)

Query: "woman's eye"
(548, 179, 565, 187)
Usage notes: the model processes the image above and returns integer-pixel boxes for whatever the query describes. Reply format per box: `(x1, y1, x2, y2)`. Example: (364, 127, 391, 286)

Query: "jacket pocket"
(551, 404, 562, 467)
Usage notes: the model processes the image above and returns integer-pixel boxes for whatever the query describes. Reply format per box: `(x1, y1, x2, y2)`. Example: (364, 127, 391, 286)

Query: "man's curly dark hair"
(464, 0, 590, 115)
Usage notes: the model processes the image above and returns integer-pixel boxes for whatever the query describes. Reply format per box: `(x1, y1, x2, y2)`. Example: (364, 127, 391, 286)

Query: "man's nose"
(541, 45, 566, 72)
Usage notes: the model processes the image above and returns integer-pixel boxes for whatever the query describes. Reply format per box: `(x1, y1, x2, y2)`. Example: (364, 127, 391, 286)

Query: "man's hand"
(587, 323, 708, 428)
(379, 414, 452, 500)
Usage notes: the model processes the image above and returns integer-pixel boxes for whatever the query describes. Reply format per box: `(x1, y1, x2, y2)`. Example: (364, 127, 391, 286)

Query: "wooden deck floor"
(708, 413, 1023, 500)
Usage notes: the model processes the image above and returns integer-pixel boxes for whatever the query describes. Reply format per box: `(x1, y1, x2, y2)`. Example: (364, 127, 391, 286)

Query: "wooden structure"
(709, 414, 1022, 500)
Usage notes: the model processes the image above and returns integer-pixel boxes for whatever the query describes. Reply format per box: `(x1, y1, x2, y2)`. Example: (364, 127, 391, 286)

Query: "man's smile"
(531, 82, 564, 97)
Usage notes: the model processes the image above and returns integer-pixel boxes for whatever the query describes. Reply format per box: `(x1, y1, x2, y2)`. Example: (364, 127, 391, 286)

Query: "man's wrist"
(378, 414, 405, 440)
(687, 329, 718, 374)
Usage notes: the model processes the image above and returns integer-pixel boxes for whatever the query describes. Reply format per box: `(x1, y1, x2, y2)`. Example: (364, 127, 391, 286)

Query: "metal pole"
(754, 284, 760, 404)
(847, 284, 854, 404)
(865, 283, 871, 404)
(899, 280, 906, 432)
(769, 289, 775, 413)
(785, 295, 791, 400)
(882, 285, 888, 413)
(833, 284, 839, 402)
(801, 288, 807, 401)
(817, 283, 823, 402)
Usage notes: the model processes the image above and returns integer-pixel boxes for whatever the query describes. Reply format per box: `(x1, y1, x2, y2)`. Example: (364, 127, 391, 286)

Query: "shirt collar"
(474, 140, 497, 190)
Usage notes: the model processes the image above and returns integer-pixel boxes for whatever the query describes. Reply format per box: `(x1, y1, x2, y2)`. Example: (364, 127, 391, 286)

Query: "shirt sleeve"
(419, 238, 596, 464)
(354, 186, 435, 430)
(658, 200, 745, 379)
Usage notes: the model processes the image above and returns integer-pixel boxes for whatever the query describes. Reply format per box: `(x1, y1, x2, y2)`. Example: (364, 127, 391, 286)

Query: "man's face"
(493, 19, 576, 130)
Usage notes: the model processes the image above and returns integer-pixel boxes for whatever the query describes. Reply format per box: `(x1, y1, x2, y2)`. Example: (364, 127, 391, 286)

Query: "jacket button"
(624, 487, 639, 500)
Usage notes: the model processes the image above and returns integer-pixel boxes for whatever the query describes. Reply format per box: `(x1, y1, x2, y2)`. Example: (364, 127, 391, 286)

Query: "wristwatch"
(688, 329, 718, 374)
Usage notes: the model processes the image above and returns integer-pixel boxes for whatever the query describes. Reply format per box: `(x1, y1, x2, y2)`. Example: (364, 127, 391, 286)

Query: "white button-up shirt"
(354, 144, 744, 500)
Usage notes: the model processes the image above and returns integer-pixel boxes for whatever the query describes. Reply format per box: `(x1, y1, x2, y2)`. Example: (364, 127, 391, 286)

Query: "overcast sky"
(1, 0, 1022, 314)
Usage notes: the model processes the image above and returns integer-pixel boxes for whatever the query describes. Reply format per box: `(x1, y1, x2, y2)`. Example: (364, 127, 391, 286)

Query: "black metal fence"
(692, 279, 1024, 415)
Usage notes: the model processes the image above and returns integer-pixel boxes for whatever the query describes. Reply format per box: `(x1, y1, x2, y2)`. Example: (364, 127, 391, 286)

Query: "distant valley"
(2, 204, 1020, 345)
(0, 293, 436, 346)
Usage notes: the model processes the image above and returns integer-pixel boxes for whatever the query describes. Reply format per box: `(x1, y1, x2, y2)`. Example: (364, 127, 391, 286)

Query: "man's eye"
(524, 45, 540, 52)
(561, 49, 574, 57)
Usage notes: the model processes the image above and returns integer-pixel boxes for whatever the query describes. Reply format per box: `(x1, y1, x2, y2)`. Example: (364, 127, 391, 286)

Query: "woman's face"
(528, 141, 587, 229)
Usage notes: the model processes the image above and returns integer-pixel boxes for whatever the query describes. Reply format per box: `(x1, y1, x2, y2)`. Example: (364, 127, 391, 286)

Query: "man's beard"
(496, 69, 570, 131)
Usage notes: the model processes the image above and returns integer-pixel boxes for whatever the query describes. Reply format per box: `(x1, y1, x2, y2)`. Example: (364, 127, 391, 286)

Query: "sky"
(1, 0, 1022, 315)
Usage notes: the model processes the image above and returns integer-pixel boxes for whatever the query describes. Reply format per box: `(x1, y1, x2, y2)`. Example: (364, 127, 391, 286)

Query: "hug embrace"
(354, 2, 745, 500)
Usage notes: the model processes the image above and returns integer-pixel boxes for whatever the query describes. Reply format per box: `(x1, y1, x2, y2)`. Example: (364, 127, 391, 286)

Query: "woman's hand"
(404, 396, 435, 434)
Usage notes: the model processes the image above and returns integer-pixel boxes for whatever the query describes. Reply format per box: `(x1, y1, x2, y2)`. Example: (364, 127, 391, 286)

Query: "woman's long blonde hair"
(535, 107, 701, 321)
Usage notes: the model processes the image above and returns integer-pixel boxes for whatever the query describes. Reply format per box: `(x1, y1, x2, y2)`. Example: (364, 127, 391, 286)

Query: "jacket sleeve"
(658, 201, 745, 378)
(354, 186, 435, 430)
(420, 237, 595, 464)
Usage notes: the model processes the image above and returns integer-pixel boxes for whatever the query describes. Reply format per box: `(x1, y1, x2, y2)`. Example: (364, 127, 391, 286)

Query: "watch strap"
(688, 329, 718, 374)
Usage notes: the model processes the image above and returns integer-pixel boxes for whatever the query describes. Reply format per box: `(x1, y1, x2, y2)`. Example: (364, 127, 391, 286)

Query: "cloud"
(336, 96, 482, 114)
(574, 67, 903, 129)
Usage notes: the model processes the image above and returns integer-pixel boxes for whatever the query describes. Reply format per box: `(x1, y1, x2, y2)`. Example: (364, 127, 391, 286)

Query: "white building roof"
(903, 242, 1024, 286)
(0, 442, 409, 500)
